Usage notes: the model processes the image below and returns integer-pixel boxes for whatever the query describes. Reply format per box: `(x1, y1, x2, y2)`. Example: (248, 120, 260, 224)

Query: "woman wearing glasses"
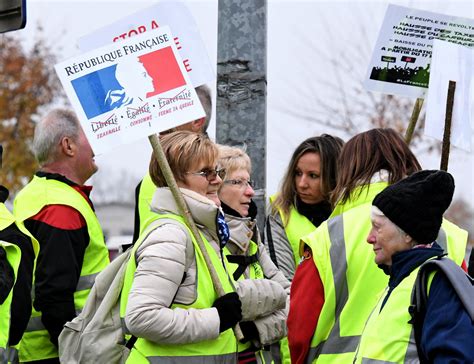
(264, 135, 344, 281)
(122, 131, 243, 363)
(217, 144, 290, 363)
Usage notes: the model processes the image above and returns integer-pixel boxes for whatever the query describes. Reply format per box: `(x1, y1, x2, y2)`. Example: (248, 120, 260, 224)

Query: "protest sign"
(365, 4, 474, 98)
(55, 26, 205, 155)
(424, 39, 473, 152)
(77, 1, 214, 88)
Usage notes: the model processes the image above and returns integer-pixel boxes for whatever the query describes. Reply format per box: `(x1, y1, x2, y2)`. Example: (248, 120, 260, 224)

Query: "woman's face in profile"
(178, 159, 223, 205)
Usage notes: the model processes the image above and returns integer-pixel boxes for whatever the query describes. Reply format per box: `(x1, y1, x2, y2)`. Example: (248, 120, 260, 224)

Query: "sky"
(17, 0, 474, 229)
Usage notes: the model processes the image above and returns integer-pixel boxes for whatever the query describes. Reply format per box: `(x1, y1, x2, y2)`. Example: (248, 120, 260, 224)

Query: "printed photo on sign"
(72, 47, 185, 119)
(55, 26, 205, 156)
(364, 4, 474, 98)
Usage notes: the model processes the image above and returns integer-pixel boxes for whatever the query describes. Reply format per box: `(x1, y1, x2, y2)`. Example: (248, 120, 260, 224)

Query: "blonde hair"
(217, 144, 251, 178)
(149, 131, 217, 187)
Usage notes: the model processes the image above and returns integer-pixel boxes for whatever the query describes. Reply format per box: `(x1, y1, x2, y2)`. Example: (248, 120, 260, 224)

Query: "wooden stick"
(440, 81, 456, 171)
(405, 98, 424, 146)
(148, 133, 243, 340)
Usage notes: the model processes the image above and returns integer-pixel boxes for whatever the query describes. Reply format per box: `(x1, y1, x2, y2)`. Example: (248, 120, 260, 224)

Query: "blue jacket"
(383, 243, 474, 363)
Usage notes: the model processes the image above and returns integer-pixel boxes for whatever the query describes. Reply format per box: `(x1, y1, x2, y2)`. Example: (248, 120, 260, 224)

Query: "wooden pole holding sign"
(404, 98, 424, 146)
(147, 133, 244, 340)
(440, 81, 456, 171)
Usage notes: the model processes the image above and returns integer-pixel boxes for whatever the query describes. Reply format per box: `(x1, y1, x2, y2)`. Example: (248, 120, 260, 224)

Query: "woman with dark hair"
(287, 128, 467, 364)
(264, 134, 344, 280)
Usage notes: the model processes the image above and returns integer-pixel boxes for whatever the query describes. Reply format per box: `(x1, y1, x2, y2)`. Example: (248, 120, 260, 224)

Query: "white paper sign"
(55, 26, 205, 155)
(424, 39, 473, 152)
(77, 1, 214, 88)
(365, 4, 474, 98)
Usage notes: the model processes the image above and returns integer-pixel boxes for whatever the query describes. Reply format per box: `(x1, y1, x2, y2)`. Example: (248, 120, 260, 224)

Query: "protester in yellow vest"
(0, 145, 38, 364)
(0, 240, 21, 364)
(13, 109, 110, 363)
(123, 131, 244, 363)
(264, 135, 344, 281)
(354, 170, 472, 363)
(132, 85, 212, 243)
(287, 129, 469, 364)
(217, 144, 290, 363)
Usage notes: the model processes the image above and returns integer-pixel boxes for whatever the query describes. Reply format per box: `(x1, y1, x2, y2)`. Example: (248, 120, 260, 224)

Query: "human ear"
(404, 233, 414, 246)
(60, 136, 75, 157)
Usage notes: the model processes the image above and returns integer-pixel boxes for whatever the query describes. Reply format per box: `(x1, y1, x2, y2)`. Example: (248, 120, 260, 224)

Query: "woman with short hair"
(122, 131, 242, 363)
(217, 144, 289, 363)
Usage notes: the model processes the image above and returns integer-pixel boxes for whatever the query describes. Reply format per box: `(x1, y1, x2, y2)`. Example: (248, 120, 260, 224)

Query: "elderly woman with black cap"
(354, 170, 473, 363)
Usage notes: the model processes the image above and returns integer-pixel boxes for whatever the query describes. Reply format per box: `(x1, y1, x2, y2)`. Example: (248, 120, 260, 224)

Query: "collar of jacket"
(150, 187, 220, 240)
(223, 212, 257, 254)
(221, 199, 258, 221)
(295, 197, 331, 227)
(330, 181, 388, 218)
(387, 242, 444, 289)
(36, 171, 93, 197)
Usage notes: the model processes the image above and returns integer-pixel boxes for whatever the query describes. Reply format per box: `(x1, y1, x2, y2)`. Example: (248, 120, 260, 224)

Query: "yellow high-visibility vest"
(14, 176, 109, 362)
(121, 213, 238, 363)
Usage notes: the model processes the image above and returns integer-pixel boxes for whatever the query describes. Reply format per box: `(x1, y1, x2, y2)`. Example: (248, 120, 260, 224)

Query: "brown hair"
(331, 128, 421, 206)
(149, 131, 218, 187)
(272, 134, 344, 225)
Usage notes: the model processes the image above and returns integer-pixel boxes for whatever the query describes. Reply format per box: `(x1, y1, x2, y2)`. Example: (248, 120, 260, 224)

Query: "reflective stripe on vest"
(269, 194, 316, 267)
(133, 352, 237, 364)
(303, 183, 390, 364)
(305, 216, 361, 363)
(0, 241, 21, 354)
(75, 272, 100, 292)
(121, 213, 238, 362)
(14, 176, 109, 362)
(0, 346, 19, 364)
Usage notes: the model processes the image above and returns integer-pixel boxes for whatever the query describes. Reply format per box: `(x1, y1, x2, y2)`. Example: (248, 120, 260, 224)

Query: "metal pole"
(216, 0, 267, 232)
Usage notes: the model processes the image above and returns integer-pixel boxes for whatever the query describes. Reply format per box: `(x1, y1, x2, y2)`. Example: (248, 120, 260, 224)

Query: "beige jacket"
(124, 188, 287, 346)
(225, 213, 290, 346)
(124, 188, 224, 344)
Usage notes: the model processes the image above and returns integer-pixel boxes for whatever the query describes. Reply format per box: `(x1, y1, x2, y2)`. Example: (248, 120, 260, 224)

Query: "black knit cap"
(372, 170, 454, 244)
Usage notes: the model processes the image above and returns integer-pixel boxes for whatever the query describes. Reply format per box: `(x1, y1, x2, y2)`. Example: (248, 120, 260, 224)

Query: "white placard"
(77, 1, 214, 88)
(365, 4, 474, 98)
(55, 26, 205, 155)
(424, 39, 473, 152)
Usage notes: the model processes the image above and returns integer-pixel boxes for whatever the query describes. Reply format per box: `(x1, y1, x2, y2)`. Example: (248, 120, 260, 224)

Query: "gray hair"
(195, 84, 212, 131)
(33, 108, 81, 165)
(371, 205, 408, 237)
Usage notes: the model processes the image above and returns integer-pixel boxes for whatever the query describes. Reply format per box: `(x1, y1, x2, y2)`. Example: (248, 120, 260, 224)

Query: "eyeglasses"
(224, 179, 254, 189)
(188, 168, 226, 181)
